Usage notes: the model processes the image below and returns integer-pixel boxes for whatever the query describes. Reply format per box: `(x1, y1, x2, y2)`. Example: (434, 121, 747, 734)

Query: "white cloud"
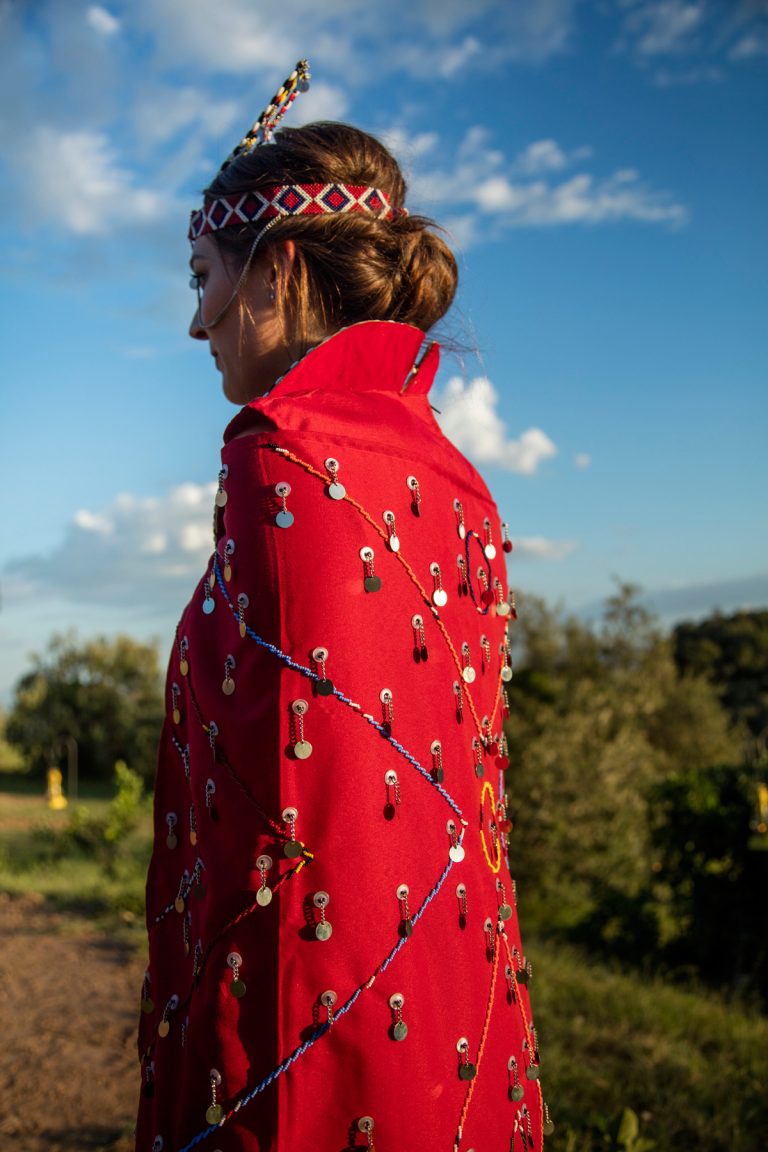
(471, 168, 687, 227)
(291, 82, 350, 124)
(434, 376, 558, 475)
(514, 537, 579, 561)
(4, 483, 217, 612)
(132, 87, 240, 150)
(73, 509, 114, 534)
(729, 30, 768, 60)
(639, 1, 705, 55)
(15, 127, 168, 235)
(618, 0, 706, 56)
(515, 138, 594, 173)
(574, 453, 592, 470)
(437, 35, 483, 77)
(86, 5, 121, 37)
(407, 127, 687, 234)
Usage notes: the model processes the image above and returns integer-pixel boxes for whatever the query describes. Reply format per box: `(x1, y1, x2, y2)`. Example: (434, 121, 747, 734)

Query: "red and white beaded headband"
(189, 183, 406, 241)
(188, 59, 407, 242)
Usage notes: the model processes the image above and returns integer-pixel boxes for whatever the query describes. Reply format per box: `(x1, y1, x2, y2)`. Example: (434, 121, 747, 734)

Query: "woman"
(137, 63, 549, 1152)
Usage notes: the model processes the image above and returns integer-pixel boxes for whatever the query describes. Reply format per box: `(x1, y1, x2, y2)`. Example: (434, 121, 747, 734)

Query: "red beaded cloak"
(136, 321, 545, 1152)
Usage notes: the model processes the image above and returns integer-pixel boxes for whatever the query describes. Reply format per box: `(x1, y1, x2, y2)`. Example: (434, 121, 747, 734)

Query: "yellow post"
(46, 766, 68, 810)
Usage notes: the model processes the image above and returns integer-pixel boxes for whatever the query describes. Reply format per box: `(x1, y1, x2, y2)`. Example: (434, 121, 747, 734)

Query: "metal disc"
(315, 921, 333, 941)
(432, 589, 448, 607)
(215, 491, 228, 508)
(458, 524, 466, 540)
(141, 997, 155, 1014)
(399, 919, 414, 939)
(526, 1066, 540, 1080)
(284, 840, 303, 859)
(393, 1021, 408, 1041)
(388, 535, 400, 552)
(498, 903, 513, 921)
(166, 834, 178, 850)
(459, 1063, 477, 1081)
(511, 1085, 525, 1102)
(276, 510, 294, 528)
(206, 1104, 224, 1124)
(189, 830, 197, 846)
(172, 708, 181, 725)
(475, 763, 485, 778)
(315, 679, 334, 696)
(223, 564, 232, 582)
(364, 576, 382, 592)
(157, 1020, 170, 1038)
(179, 659, 189, 676)
(433, 768, 445, 784)
(501, 667, 513, 682)
(462, 667, 476, 684)
(328, 482, 346, 500)
(544, 1121, 556, 1135)
(294, 740, 313, 760)
(485, 544, 497, 560)
(202, 599, 215, 615)
(230, 979, 247, 999)
(222, 679, 235, 695)
(449, 844, 465, 863)
(497, 601, 511, 616)
(174, 897, 185, 914)
(256, 887, 273, 907)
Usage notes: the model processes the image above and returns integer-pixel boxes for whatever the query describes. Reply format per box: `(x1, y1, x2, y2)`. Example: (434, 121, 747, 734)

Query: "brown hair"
(204, 122, 458, 350)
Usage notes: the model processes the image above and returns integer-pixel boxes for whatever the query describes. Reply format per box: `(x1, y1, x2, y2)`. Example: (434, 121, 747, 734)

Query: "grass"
(530, 937, 767, 1151)
(1, 782, 765, 1151)
(0, 778, 152, 939)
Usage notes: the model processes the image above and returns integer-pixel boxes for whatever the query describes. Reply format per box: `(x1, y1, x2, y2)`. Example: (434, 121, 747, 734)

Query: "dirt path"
(0, 893, 146, 1150)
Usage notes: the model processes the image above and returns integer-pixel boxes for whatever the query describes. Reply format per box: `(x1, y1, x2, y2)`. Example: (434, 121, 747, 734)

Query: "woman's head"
(189, 122, 458, 402)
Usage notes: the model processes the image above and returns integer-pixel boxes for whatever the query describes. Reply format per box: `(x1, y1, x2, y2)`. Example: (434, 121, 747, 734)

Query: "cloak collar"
(223, 321, 440, 443)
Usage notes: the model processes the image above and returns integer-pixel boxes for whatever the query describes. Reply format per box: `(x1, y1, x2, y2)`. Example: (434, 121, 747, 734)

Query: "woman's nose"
(189, 308, 209, 340)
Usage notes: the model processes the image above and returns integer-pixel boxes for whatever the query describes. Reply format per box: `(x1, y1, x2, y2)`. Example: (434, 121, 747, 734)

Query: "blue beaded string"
(178, 855, 455, 1152)
(212, 558, 464, 819)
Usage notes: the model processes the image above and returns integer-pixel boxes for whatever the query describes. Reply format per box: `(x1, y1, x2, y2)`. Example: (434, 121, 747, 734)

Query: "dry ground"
(0, 892, 146, 1150)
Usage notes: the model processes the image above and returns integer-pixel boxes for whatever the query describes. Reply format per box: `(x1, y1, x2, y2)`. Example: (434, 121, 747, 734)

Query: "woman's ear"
(271, 239, 296, 286)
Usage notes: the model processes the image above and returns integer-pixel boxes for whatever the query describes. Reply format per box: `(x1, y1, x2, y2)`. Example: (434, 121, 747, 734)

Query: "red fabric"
(137, 322, 544, 1152)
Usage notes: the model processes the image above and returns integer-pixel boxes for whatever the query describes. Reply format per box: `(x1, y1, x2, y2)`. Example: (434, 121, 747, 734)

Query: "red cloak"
(137, 321, 546, 1152)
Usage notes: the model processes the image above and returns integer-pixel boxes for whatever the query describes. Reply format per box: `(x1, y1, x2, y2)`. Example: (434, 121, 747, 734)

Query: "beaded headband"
(189, 59, 407, 242)
(189, 183, 405, 241)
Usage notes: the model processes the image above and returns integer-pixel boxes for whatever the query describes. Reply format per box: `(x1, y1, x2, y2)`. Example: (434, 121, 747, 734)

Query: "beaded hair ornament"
(188, 59, 407, 242)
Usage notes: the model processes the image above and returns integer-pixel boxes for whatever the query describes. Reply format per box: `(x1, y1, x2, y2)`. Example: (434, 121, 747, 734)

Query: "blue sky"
(1, 0, 766, 702)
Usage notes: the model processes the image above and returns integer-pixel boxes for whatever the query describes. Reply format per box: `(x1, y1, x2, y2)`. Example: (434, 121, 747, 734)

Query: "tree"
(6, 632, 165, 782)
(506, 586, 743, 959)
(673, 610, 768, 745)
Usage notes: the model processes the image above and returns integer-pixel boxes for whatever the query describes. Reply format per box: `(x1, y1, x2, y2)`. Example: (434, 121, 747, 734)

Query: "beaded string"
(212, 557, 465, 820)
(463, 530, 492, 615)
(177, 855, 456, 1152)
(453, 920, 502, 1151)
(499, 928, 545, 1138)
(169, 632, 289, 840)
(263, 444, 504, 737)
(140, 855, 310, 1071)
(479, 780, 503, 875)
